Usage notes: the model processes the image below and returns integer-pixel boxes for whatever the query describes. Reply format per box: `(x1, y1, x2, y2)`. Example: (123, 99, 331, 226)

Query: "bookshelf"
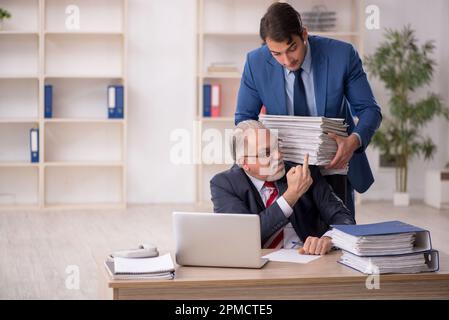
(0, 0, 127, 209)
(196, 0, 365, 204)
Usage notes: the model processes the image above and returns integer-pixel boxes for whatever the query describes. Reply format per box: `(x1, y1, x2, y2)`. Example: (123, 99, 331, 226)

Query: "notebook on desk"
(105, 253, 175, 280)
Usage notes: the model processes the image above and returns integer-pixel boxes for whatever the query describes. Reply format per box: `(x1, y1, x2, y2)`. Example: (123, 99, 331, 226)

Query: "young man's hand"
(283, 153, 313, 207)
(299, 236, 333, 255)
(325, 133, 360, 169)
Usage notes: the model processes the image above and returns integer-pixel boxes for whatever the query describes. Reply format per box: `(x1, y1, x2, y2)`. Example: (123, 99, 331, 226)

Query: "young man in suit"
(210, 120, 355, 255)
(235, 3, 382, 219)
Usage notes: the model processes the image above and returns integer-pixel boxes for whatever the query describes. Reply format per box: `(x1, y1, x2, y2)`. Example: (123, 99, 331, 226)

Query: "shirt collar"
(244, 171, 266, 192)
(284, 40, 312, 76)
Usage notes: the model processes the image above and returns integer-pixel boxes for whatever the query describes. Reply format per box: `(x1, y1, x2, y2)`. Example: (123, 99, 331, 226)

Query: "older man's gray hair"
(230, 120, 269, 166)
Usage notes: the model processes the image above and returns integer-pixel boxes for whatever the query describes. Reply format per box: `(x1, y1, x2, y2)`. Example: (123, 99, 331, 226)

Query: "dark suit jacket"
(210, 163, 355, 244)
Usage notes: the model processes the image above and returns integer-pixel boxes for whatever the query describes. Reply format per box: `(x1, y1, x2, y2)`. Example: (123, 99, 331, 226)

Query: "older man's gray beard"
(263, 162, 286, 182)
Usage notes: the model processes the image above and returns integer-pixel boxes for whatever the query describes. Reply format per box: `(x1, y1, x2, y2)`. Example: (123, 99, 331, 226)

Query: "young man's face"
(266, 31, 308, 71)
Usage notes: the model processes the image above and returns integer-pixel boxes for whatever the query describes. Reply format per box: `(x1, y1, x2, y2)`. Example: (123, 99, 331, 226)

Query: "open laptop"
(173, 212, 269, 269)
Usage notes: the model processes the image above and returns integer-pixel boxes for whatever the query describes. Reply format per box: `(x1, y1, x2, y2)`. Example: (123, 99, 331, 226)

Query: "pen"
(290, 241, 303, 249)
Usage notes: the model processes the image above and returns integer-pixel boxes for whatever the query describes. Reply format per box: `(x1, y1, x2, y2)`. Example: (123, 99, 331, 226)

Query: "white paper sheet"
(262, 249, 322, 264)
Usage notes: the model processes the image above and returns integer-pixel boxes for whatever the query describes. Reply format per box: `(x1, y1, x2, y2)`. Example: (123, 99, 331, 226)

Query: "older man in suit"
(210, 120, 355, 255)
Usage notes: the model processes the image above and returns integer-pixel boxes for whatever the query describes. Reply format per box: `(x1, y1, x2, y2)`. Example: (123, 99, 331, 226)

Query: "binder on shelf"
(115, 85, 124, 119)
(30, 128, 39, 163)
(44, 85, 52, 118)
(203, 84, 211, 117)
(211, 84, 221, 117)
(107, 85, 124, 119)
(108, 85, 116, 119)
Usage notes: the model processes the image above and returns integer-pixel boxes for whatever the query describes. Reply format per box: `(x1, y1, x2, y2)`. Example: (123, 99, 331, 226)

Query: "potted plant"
(0, 8, 11, 30)
(365, 25, 449, 206)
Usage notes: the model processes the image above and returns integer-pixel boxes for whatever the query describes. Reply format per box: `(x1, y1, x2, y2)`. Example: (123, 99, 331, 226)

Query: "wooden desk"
(104, 250, 449, 300)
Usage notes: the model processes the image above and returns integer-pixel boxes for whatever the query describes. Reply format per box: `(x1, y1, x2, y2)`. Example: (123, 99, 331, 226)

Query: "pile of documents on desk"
(104, 253, 175, 280)
(259, 115, 348, 171)
(331, 221, 439, 274)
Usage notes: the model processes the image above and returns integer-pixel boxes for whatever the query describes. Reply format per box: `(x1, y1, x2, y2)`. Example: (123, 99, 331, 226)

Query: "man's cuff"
(351, 132, 362, 148)
(276, 196, 293, 218)
(322, 229, 333, 238)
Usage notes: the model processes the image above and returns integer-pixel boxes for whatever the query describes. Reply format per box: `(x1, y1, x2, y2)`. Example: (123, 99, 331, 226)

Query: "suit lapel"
(238, 168, 266, 210)
(311, 42, 328, 116)
(266, 55, 288, 115)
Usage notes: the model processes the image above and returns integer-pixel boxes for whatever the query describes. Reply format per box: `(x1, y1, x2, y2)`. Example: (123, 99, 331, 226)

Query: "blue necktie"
(293, 69, 309, 116)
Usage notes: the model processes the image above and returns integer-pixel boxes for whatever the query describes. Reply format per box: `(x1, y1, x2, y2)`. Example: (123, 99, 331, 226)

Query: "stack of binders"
(259, 114, 348, 168)
(331, 220, 439, 274)
(107, 85, 124, 119)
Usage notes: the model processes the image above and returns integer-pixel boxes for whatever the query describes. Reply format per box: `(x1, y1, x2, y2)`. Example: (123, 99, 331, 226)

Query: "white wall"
(127, 0, 196, 203)
(362, 0, 449, 200)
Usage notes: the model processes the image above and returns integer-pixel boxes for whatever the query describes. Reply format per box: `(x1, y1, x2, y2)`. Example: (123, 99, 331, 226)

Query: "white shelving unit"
(196, 0, 365, 204)
(0, 0, 128, 209)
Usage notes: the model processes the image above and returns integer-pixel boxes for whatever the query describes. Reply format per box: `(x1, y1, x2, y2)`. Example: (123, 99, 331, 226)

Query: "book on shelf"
(207, 62, 239, 74)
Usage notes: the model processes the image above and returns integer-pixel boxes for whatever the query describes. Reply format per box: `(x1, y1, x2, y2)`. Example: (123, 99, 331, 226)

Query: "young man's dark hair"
(259, 2, 304, 44)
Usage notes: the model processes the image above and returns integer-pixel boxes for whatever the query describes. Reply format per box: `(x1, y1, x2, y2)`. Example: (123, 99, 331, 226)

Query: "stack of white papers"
(260, 115, 348, 167)
(105, 253, 175, 280)
(332, 231, 416, 256)
(340, 251, 429, 274)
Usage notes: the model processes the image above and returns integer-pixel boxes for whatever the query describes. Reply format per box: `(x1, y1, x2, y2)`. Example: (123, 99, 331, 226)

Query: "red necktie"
(263, 181, 278, 207)
(262, 181, 284, 249)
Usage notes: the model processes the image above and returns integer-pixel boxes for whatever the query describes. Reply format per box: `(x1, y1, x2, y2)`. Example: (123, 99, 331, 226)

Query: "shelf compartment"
(45, 34, 123, 76)
(287, 0, 362, 33)
(0, 0, 39, 32)
(202, 36, 260, 75)
(45, 0, 124, 33)
(202, 0, 272, 34)
(0, 123, 39, 162)
(0, 166, 39, 206)
(202, 78, 240, 118)
(0, 34, 39, 76)
(44, 78, 123, 119)
(44, 165, 123, 206)
(44, 122, 123, 162)
(0, 78, 39, 119)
